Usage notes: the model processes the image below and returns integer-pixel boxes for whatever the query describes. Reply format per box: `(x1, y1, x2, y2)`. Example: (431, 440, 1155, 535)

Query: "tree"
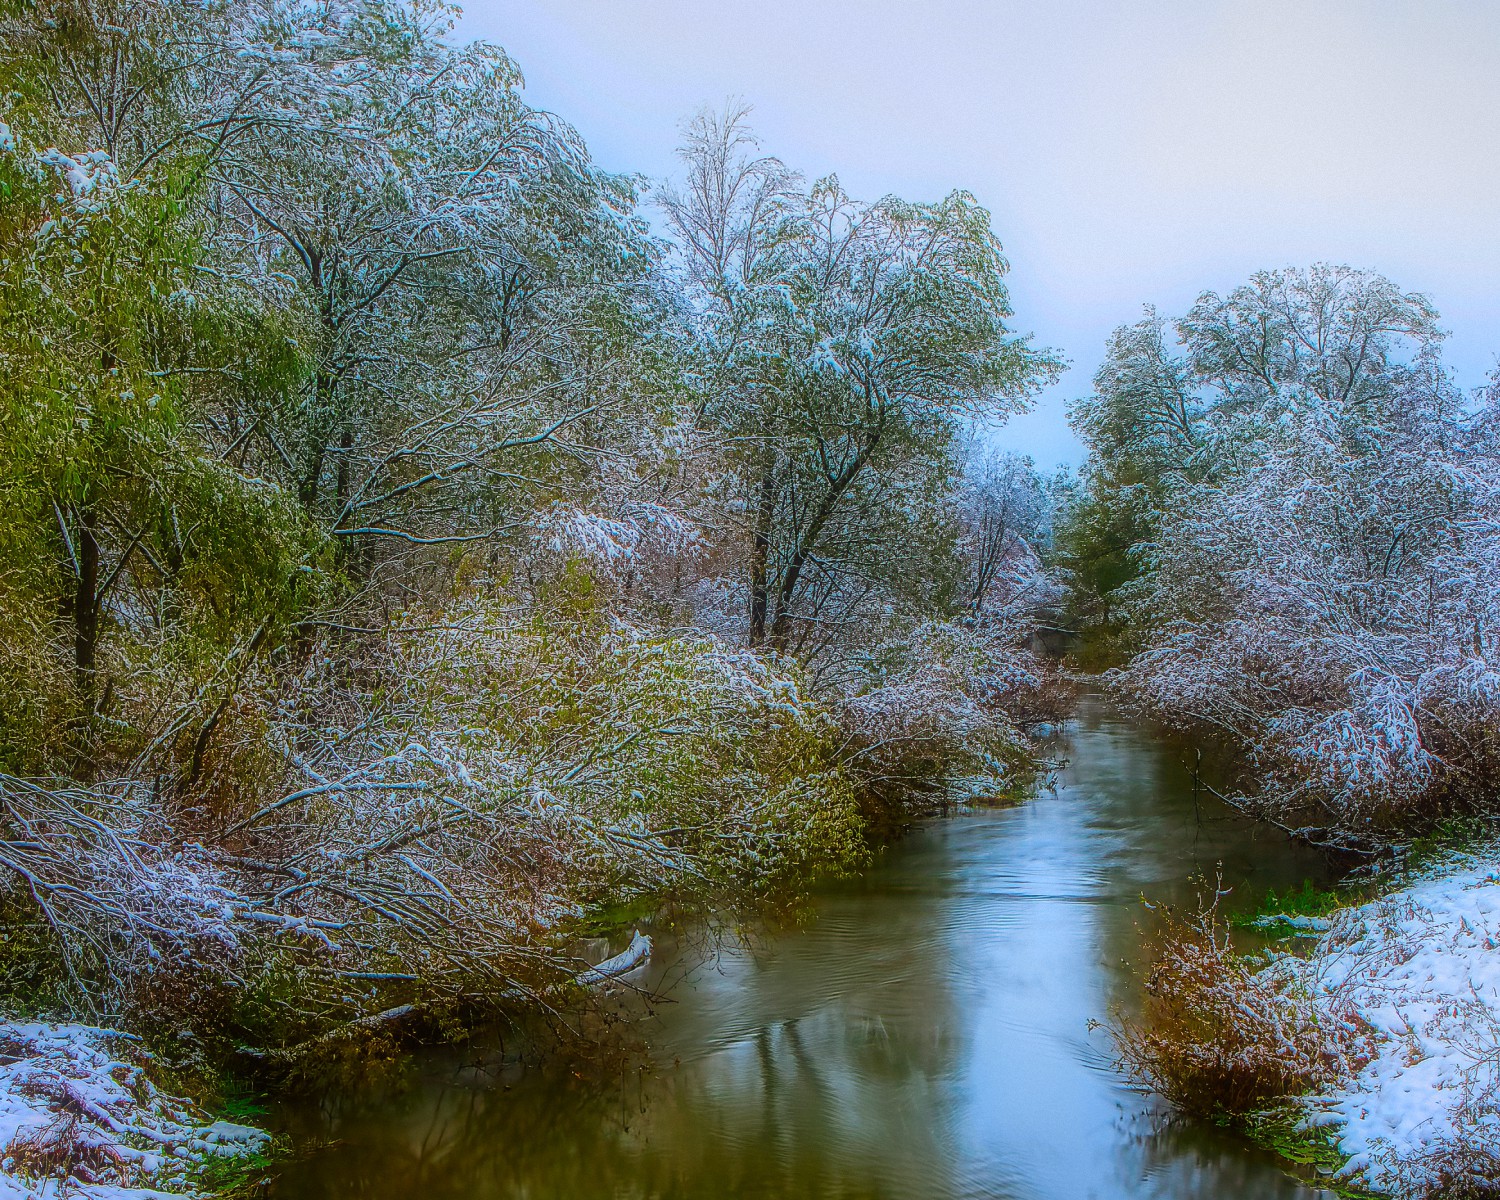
(663, 107, 1060, 655)
(1065, 264, 1448, 638)
(659, 102, 801, 644)
(1083, 264, 1498, 834)
(0, 106, 317, 778)
(207, 3, 657, 556)
(955, 446, 1051, 618)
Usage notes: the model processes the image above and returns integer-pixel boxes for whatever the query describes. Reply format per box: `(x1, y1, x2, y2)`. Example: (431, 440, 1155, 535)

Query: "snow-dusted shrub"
(1, 582, 864, 1042)
(1111, 888, 1374, 1118)
(0, 1020, 267, 1196)
(535, 501, 703, 579)
(1120, 855, 1500, 1197)
(1115, 409, 1500, 834)
(841, 617, 1068, 804)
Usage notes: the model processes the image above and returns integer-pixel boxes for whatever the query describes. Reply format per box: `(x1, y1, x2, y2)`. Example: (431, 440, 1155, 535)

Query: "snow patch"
(1297, 853, 1500, 1194)
(0, 1021, 267, 1198)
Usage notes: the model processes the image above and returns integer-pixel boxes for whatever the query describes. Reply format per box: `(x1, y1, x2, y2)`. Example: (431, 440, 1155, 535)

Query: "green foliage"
(0, 105, 324, 777)
(0, 892, 73, 1016)
(403, 580, 869, 891)
(1051, 466, 1155, 665)
(1242, 1109, 1383, 1199)
(1236, 879, 1350, 926)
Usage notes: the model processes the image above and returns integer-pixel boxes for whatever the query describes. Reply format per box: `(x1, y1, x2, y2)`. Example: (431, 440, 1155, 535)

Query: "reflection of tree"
(272, 703, 1338, 1200)
(274, 863, 968, 1199)
(1107, 1100, 1330, 1199)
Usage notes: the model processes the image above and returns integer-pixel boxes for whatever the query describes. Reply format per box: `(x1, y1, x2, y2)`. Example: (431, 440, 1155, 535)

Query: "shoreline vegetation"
(3, 3, 1499, 1199)
(1112, 844, 1500, 1199)
(0, 1, 1068, 1191)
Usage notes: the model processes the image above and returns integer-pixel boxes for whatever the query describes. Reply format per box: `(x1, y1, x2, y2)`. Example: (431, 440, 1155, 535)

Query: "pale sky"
(458, 1, 1500, 468)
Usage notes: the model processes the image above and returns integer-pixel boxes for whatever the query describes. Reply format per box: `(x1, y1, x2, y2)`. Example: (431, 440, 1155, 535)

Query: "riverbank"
(1293, 847, 1500, 1197)
(1121, 842, 1500, 1199)
(0, 1021, 269, 1198)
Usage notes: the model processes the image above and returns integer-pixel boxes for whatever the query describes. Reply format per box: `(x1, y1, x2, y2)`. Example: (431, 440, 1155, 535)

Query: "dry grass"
(1110, 882, 1373, 1119)
(3, 1111, 130, 1186)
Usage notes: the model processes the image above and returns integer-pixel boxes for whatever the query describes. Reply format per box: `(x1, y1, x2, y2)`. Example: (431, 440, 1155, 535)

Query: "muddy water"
(271, 697, 1340, 1199)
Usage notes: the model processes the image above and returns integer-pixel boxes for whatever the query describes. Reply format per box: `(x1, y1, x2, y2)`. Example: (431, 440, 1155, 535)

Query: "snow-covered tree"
(662, 107, 1061, 656)
(1077, 265, 1500, 836)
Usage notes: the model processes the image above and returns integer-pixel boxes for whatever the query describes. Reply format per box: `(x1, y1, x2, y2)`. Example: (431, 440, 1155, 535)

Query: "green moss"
(215, 1083, 271, 1123)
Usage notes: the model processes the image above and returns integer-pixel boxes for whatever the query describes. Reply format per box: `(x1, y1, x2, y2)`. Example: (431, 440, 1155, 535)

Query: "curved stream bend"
(273, 697, 1341, 1200)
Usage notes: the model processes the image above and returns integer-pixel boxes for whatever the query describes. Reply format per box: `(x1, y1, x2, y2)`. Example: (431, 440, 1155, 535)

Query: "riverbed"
(270, 697, 1342, 1199)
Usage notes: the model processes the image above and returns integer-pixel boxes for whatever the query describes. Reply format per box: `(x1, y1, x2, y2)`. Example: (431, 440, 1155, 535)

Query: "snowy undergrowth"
(1293, 851, 1500, 1197)
(0, 1021, 266, 1198)
(1117, 850, 1500, 1197)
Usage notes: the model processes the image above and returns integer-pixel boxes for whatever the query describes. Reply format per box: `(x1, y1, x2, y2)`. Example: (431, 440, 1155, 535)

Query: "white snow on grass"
(1296, 850, 1500, 1196)
(0, 1022, 267, 1198)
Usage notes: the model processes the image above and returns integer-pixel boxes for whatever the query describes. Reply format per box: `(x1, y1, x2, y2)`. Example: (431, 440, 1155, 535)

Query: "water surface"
(272, 697, 1340, 1199)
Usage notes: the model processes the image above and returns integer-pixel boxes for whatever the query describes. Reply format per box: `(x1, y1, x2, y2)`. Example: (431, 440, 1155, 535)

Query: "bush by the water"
(1110, 884, 1373, 1119)
(1116, 856, 1500, 1199)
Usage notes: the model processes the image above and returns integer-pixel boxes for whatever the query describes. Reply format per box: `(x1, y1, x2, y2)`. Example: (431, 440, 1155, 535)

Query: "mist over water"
(273, 697, 1341, 1199)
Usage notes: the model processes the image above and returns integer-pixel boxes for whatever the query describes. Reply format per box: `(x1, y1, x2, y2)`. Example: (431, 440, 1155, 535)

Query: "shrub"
(840, 618, 1071, 809)
(1110, 883, 1373, 1118)
(0, 583, 867, 1047)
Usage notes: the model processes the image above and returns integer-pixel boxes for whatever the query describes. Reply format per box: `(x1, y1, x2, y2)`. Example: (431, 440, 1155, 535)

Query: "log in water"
(271, 696, 1341, 1199)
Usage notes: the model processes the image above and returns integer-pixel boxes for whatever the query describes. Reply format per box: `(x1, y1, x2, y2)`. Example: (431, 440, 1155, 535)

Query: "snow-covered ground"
(1295, 850, 1500, 1196)
(0, 1022, 266, 1198)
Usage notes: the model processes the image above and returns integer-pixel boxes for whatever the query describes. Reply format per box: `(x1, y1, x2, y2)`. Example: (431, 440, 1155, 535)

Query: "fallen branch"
(575, 929, 652, 987)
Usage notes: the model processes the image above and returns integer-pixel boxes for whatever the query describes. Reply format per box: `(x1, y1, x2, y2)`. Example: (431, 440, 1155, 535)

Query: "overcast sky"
(457, 0, 1500, 468)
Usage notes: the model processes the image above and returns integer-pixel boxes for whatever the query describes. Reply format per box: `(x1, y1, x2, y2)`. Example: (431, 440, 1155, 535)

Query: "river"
(269, 696, 1343, 1199)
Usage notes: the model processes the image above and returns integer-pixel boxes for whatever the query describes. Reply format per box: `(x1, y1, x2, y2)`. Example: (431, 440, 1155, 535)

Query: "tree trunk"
(298, 367, 335, 511)
(768, 436, 879, 651)
(73, 509, 99, 694)
(747, 458, 776, 646)
(72, 506, 101, 780)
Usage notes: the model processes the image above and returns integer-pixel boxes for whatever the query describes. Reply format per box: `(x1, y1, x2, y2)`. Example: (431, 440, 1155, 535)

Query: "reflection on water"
(271, 697, 1339, 1199)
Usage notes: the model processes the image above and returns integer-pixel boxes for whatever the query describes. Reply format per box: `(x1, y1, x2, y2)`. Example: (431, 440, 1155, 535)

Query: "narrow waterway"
(272, 697, 1342, 1199)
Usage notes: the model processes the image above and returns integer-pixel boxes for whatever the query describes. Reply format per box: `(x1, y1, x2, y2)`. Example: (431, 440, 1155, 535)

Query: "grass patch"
(1254, 879, 1345, 920)
(1408, 815, 1500, 870)
(1231, 878, 1350, 929)
(1242, 1108, 1383, 1199)
(181, 1140, 284, 1199)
